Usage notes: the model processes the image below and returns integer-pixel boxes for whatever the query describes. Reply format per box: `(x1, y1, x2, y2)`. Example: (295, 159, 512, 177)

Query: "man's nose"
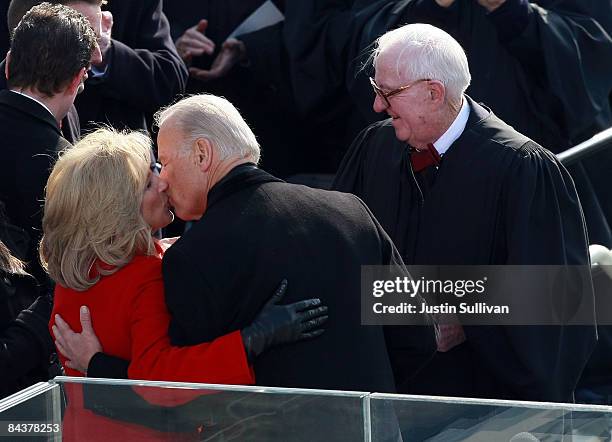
(373, 94, 387, 113)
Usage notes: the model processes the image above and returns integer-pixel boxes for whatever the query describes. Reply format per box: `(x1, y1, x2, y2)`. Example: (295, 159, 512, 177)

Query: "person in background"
(72, 0, 188, 132)
(0, 2, 98, 288)
(0, 203, 55, 399)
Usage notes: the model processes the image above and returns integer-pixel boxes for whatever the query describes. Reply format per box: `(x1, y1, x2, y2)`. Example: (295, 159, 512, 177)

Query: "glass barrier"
(0, 382, 62, 440)
(51, 376, 368, 441)
(370, 393, 612, 441)
(2, 378, 612, 441)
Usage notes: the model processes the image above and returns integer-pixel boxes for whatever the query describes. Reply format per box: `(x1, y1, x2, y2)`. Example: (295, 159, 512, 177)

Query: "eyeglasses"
(150, 162, 161, 175)
(369, 77, 431, 108)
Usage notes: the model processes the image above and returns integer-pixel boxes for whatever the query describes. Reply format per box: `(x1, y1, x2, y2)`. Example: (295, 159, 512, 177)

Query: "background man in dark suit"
(1, 0, 188, 133)
(333, 23, 596, 402)
(0, 2, 98, 285)
(4, 0, 85, 143)
(154, 94, 436, 398)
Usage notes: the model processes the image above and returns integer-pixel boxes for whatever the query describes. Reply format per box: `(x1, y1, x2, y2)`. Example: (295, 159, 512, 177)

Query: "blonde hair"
(40, 128, 156, 291)
(155, 94, 261, 164)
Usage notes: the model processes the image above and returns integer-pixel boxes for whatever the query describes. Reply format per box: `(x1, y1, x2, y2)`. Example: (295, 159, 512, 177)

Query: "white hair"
(373, 23, 471, 103)
(155, 94, 261, 164)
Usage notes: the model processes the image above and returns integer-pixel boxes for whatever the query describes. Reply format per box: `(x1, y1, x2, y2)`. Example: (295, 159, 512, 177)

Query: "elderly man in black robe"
(333, 22, 596, 403)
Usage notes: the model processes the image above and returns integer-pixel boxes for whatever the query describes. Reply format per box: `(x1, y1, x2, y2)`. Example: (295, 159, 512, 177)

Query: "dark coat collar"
(464, 95, 492, 128)
(0, 89, 60, 134)
(206, 163, 284, 210)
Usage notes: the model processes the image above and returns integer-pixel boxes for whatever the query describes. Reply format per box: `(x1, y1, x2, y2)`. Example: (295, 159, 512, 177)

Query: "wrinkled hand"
(435, 0, 456, 7)
(476, 0, 506, 12)
(176, 19, 215, 63)
(241, 279, 328, 361)
(189, 38, 246, 82)
(52, 306, 102, 374)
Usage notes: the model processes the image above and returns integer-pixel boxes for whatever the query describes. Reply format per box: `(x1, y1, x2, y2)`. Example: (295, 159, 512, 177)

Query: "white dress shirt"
(432, 97, 470, 156)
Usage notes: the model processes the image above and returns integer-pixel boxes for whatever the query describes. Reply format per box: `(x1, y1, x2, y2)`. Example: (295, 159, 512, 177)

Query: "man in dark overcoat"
(154, 93, 436, 397)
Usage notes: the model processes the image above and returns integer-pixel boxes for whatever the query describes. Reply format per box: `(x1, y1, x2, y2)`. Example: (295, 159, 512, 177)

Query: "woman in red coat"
(40, 128, 327, 440)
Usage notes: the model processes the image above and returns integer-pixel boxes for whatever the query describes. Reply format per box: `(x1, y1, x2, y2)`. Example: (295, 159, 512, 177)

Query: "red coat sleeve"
(126, 259, 254, 386)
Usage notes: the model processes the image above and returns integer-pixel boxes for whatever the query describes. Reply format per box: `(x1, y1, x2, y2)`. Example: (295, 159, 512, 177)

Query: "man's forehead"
(157, 122, 183, 157)
(375, 45, 408, 83)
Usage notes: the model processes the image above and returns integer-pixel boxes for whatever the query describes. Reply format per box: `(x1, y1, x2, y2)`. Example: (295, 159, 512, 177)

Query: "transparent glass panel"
(370, 393, 612, 442)
(52, 376, 368, 441)
(0, 382, 62, 440)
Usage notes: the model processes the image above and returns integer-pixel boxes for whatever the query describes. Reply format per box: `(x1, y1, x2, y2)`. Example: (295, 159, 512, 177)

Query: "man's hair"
(40, 128, 156, 292)
(155, 94, 261, 164)
(373, 23, 471, 103)
(8, 0, 105, 34)
(7, 2, 97, 96)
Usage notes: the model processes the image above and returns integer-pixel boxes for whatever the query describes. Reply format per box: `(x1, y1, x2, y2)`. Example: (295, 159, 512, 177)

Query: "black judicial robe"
(333, 97, 597, 402)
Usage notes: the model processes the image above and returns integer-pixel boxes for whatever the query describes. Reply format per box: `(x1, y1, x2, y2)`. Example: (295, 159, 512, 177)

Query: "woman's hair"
(40, 128, 156, 291)
(0, 240, 27, 276)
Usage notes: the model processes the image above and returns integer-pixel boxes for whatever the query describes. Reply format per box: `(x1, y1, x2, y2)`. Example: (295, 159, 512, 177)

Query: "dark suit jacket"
(0, 90, 70, 284)
(0, 60, 80, 144)
(75, 0, 188, 132)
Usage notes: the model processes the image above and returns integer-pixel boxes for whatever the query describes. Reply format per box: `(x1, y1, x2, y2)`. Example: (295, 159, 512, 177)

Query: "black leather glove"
(241, 279, 328, 361)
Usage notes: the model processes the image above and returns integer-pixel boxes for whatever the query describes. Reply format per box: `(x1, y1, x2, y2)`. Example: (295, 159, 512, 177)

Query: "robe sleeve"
(332, 121, 379, 194)
(503, 141, 589, 265)
(465, 142, 596, 402)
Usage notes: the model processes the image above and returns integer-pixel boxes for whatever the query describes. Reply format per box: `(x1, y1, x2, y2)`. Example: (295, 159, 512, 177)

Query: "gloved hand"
(241, 279, 328, 361)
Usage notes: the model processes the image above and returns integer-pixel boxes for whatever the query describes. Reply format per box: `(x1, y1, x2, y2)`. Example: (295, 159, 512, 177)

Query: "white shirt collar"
(9, 89, 56, 120)
(432, 97, 470, 156)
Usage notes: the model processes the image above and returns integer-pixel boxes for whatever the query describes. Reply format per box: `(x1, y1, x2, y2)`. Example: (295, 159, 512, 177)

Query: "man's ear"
(66, 67, 86, 95)
(5, 51, 10, 80)
(194, 138, 214, 172)
(428, 80, 446, 105)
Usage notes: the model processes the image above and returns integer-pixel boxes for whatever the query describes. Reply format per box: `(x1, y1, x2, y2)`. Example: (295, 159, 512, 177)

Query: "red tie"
(410, 143, 441, 172)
